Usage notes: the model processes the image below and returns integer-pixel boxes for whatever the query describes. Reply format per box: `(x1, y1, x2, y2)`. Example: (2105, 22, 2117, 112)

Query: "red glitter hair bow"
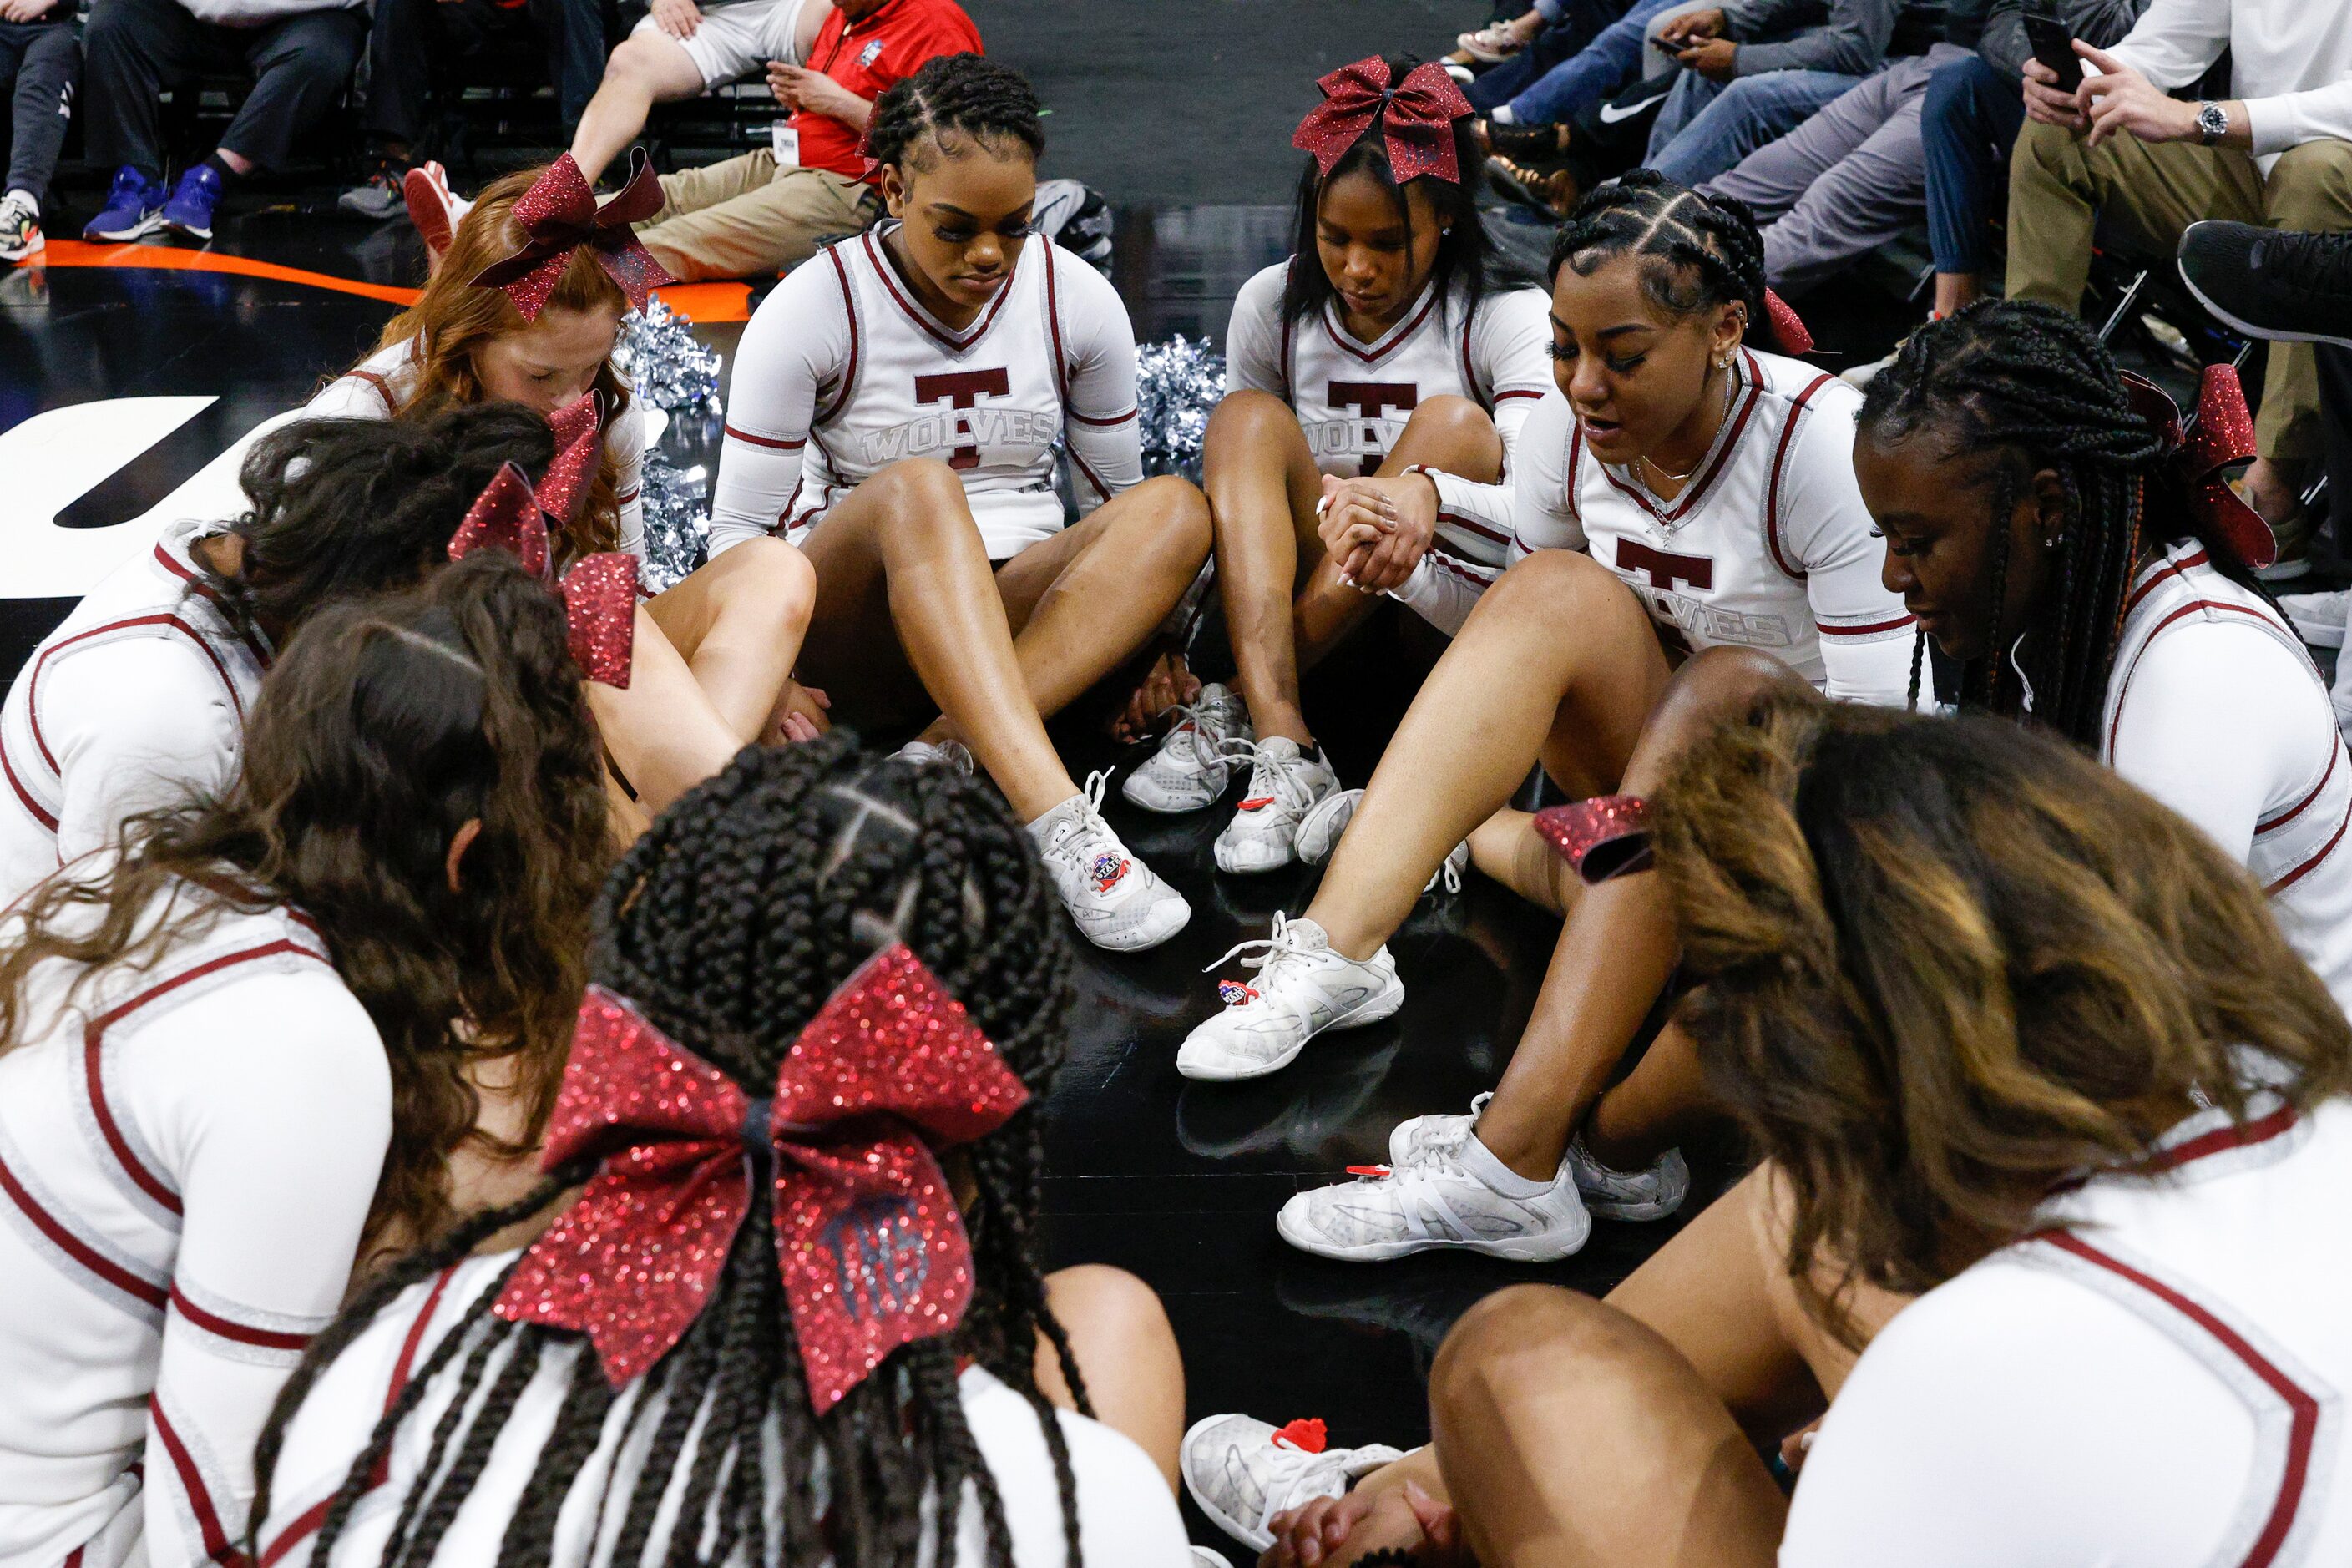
(1533, 796, 1653, 884)
(448, 399, 639, 685)
(1293, 57, 1475, 185)
(469, 151, 673, 322)
(2121, 364, 2275, 570)
(493, 944, 1031, 1411)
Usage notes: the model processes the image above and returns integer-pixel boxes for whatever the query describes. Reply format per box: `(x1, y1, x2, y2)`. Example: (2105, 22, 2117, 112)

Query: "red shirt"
(792, 0, 984, 180)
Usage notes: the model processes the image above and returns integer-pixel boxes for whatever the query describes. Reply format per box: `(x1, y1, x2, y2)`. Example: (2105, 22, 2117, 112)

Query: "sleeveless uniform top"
(2100, 541, 2352, 1014)
(0, 897, 387, 1568)
(1225, 260, 1554, 635)
(709, 225, 1146, 561)
(0, 519, 271, 913)
(1787, 1086, 2352, 1566)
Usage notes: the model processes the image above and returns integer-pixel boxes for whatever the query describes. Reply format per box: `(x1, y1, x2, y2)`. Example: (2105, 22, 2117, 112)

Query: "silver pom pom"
(1136, 334, 1227, 483)
(636, 452, 711, 594)
(615, 297, 725, 414)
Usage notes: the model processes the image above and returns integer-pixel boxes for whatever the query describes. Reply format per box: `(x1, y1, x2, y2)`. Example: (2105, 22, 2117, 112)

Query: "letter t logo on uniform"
(913, 369, 1013, 470)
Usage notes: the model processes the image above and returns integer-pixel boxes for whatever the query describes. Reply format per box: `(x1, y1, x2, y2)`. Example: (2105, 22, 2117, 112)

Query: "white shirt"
(304, 337, 650, 563)
(1434, 353, 1917, 702)
(0, 518, 271, 913)
(1225, 261, 1555, 635)
(2101, 542, 2352, 1014)
(257, 1252, 1191, 1568)
(710, 226, 1145, 561)
(0, 896, 389, 1568)
(1784, 1089, 2352, 1566)
(2104, 0, 2352, 169)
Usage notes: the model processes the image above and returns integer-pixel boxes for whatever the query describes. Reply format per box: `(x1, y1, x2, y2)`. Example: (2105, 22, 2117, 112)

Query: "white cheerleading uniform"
(1224, 260, 1555, 635)
(1432, 351, 1917, 703)
(257, 1252, 1192, 1568)
(0, 896, 389, 1568)
(2097, 542, 2352, 1014)
(1785, 1085, 2352, 1566)
(709, 225, 1146, 562)
(0, 519, 271, 913)
(304, 337, 650, 563)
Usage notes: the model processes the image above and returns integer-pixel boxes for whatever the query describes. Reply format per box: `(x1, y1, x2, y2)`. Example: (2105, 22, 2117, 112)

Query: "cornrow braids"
(1548, 169, 1768, 350)
(865, 53, 1045, 175)
(253, 735, 1086, 1568)
(1857, 300, 2176, 746)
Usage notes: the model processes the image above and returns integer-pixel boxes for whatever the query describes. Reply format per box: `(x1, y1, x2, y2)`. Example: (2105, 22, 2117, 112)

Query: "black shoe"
(2177, 220, 2352, 349)
(1482, 117, 1569, 163)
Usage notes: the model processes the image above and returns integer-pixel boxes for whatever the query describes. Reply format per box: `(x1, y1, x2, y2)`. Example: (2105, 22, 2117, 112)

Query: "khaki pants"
(2007, 123, 2352, 463)
(638, 152, 883, 282)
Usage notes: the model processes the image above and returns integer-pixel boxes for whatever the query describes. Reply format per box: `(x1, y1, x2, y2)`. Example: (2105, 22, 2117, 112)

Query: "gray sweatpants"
(0, 18, 78, 207)
(1702, 43, 1970, 291)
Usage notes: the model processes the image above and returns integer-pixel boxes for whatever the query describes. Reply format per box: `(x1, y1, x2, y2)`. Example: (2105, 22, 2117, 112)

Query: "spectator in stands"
(78, 0, 367, 244)
(340, 0, 617, 217)
(628, 0, 977, 281)
(0, 0, 76, 261)
(2007, 0, 2352, 578)
(568, 0, 827, 187)
(1459, 0, 1636, 123)
(1644, 0, 1899, 185)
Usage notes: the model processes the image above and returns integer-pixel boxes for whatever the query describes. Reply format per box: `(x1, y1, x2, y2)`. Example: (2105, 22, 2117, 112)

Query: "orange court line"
(33, 240, 753, 322)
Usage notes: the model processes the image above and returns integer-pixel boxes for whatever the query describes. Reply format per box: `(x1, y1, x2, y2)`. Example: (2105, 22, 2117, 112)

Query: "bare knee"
(1125, 473, 1213, 562)
(860, 458, 981, 553)
(602, 33, 669, 89)
(1206, 387, 1302, 451)
(1399, 393, 1501, 458)
(1433, 1286, 1645, 1431)
(1478, 547, 1638, 628)
(707, 534, 814, 622)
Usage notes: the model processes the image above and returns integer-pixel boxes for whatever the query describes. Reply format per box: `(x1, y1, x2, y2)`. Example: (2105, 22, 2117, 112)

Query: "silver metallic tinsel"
(615, 297, 725, 414)
(636, 453, 711, 594)
(1136, 334, 1227, 483)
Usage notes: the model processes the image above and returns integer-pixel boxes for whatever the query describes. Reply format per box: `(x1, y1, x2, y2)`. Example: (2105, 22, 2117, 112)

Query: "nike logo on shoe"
(1601, 83, 1673, 123)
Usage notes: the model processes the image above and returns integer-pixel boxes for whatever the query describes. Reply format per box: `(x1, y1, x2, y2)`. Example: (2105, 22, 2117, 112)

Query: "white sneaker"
(1295, 787, 1468, 895)
(1177, 914, 1402, 1081)
(1123, 682, 1253, 813)
(1277, 1125, 1593, 1262)
(1388, 1095, 1691, 1222)
(1213, 737, 1338, 873)
(1181, 1414, 1408, 1553)
(891, 737, 974, 773)
(1029, 771, 1190, 953)
(2282, 589, 2349, 649)
(1190, 1550, 1232, 1568)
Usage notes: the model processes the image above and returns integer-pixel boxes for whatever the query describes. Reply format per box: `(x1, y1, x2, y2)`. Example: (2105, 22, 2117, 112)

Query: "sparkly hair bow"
(1534, 796, 1653, 884)
(1292, 57, 1475, 185)
(493, 944, 1031, 1410)
(469, 152, 673, 323)
(2121, 364, 2274, 570)
(448, 401, 638, 685)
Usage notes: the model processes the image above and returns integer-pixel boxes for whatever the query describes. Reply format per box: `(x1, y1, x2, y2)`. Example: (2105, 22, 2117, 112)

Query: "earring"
(2044, 535, 2062, 551)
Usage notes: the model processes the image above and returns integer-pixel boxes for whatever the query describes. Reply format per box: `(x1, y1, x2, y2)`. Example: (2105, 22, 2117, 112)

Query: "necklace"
(1641, 367, 1736, 488)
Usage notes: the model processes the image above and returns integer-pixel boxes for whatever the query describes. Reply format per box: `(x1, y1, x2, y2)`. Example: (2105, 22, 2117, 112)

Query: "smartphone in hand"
(2023, 10, 2085, 92)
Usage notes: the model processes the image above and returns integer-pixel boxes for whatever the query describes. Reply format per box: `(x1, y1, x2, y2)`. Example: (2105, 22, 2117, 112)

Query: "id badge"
(771, 123, 801, 167)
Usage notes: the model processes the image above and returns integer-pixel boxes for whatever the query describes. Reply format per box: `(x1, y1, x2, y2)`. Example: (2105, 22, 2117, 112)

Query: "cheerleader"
(0, 407, 562, 912)
(252, 739, 1192, 1568)
(1126, 53, 1555, 875)
(0, 554, 612, 1568)
(1179, 174, 1915, 1268)
(710, 54, 1210, 952)
(307, 157, 824, 817)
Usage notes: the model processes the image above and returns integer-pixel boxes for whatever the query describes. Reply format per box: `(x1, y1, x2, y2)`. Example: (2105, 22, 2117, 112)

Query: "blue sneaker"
(83, 165, 165, 242)
(158, 164, 223, 241)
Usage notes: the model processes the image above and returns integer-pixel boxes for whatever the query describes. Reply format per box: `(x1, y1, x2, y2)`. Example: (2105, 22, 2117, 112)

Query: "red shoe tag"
(1274, 1417, 1328, 1454)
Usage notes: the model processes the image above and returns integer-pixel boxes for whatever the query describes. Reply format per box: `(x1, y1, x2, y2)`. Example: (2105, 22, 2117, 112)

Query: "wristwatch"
(2198, 101, 2230, 144)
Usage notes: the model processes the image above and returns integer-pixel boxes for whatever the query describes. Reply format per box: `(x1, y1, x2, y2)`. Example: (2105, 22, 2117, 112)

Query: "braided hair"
(865, 53, 1046, 175)
(1283, 53, 1505, 327)
(1547, 169, 1770, 350)
(1854, 300, 2198, 746)
(249, 736, 1090, 1568)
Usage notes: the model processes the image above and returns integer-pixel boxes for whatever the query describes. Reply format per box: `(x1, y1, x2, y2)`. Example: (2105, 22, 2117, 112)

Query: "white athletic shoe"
(1176, 914, 1402, 1081)
(1294, 787, 1468, 895)
(2282, 589, 2349, 650)
(1123, 682, 1253, 813)
(1277, 1115, 1593, 1262)
(1181, 1413, 1408, 1554)
(1029, 771, 1190, 953)
(1388, 1095, 1691, 1222)
(891, 737, 974, 774)
(1213, 737, 1339, 873)
(1190, 1550, 1232, 1568)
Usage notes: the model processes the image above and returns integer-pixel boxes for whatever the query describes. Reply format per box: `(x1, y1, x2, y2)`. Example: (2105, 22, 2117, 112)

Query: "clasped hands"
(1318, 471, 1441, 598)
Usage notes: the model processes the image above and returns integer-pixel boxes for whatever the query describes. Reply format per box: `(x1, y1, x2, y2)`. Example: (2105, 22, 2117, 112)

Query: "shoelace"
(1155, 693, 1246, 774)
(1051, 770, 1125, 873)
(1201, 910, 1321, 984)
(1240, 742, 1323, 819)
(1242, 1431, 1356, 1526)
(1425, 853, 1463, 898)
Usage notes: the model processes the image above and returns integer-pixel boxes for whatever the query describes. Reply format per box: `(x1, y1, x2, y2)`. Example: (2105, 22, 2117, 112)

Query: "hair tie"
(1293, 56, 1474, 185)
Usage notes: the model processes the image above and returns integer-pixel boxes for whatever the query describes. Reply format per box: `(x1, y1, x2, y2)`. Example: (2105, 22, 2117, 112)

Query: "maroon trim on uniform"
(1070, 449, 1115, 505)
(1491, 389, 1544, 403)
(2106, 599, 2291, 759)
(1519, 422, 1586, 558)
(860, 227, 1021, 354)
(1321, 286, 1441, 367)
(347, 368, 398, 417)
(28, 616, 242, 775)
(721, 425, 805, 451)
(1597, 357, 1763, 528)
(151, 1399, 245, 1565)
(1763, 369, 1836, 580)
(65, 1549, 86, 1568)
(2268, 793, 2352, 895)
(1278, 262, 1297, 404)
(1066, 407, 1138, 427)
(1438, 508, 1510, 547)
(169, 1286, 312, 1352)
(1818, 615, 1917, 638)
(2031, 1230, 2319, 1567)
(2142, 1104, 2300, 1173)
(1458, 308, 1481, 407)
(1429, 551, 1499, 587)
(769, 475, 806, 537)
(1043, 237, 1071, 412)
(2260, 742, 2340, 835)
(259, 1266, 460, 1568)
(0, 734, 58, 832)
(0, 1146, 168, 1310)
(815, 243, 862, 427)
(152, 545, 273, 674)
(2125, 548, 2210, 618)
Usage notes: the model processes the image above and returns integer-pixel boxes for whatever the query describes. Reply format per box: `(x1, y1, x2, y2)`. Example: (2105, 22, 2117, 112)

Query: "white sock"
(1491, 104, 1518, 125)
(1456, 1127, 1554, 1198)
